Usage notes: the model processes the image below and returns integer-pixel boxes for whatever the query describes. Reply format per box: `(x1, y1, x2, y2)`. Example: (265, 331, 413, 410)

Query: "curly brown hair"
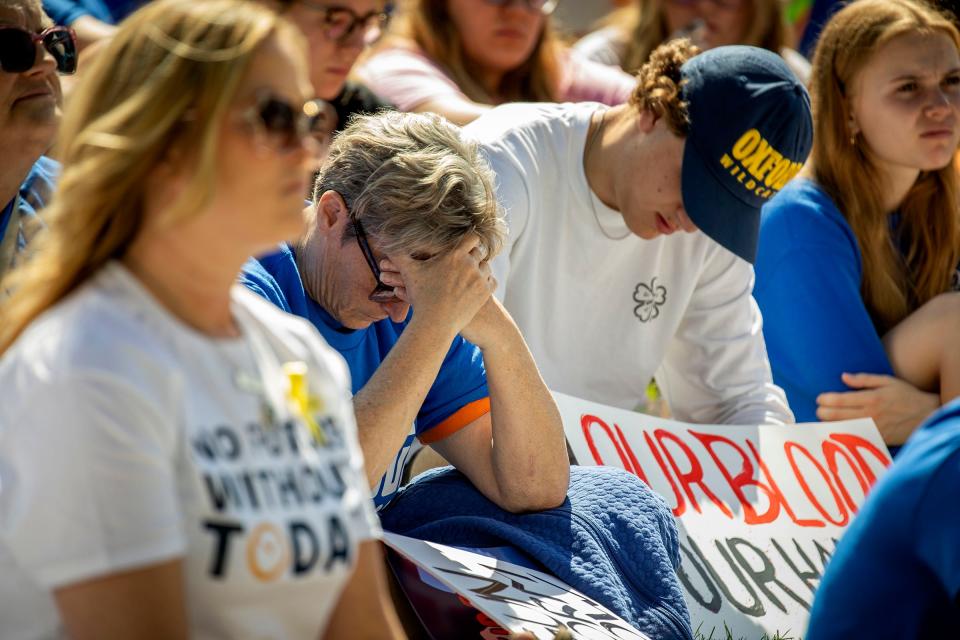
(629, 38, 699, 137)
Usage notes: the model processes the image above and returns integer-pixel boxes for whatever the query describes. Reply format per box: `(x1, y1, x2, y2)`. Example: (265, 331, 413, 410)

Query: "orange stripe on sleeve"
(417, 397, 491, 445)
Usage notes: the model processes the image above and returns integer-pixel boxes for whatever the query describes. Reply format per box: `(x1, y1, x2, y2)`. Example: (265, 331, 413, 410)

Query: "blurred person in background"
(355, 0, 635, 126)
(0, 0, 403, 637)
(576, 0, 810, 81)
(0, 0, 75, 289)
(273, 0, 395, 132)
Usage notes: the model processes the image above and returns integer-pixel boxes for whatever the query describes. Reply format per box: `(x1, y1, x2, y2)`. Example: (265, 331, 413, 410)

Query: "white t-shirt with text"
(0, 262, 379, 639)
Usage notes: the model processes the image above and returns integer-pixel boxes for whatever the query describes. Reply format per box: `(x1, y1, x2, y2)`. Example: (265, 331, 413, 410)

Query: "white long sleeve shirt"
(465, 102, 793, 425)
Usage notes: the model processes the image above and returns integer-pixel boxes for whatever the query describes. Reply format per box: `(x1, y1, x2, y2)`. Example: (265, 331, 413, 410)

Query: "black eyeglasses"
(0, 26, 77, 74)
(296, 2, 393, 45)
(352, 217, 400, 303)
(481, 0, 558, 15)
(242, 91, 337, 155)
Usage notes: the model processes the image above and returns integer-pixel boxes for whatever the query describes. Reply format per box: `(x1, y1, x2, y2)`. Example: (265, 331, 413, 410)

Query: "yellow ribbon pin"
(283, 361, 326, 444)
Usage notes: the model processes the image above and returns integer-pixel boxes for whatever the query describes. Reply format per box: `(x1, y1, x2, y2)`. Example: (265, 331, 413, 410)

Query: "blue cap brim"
(681, 142, 760, 264)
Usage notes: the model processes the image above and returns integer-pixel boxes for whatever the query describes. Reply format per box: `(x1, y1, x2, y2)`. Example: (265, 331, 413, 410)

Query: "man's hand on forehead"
(376, 233, 495, 337)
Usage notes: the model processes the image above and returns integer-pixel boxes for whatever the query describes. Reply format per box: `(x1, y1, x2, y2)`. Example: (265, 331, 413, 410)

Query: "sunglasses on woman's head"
(0, 26, 77, 74)
(242, 92, 337, 155)
(481, 0, 558, 15)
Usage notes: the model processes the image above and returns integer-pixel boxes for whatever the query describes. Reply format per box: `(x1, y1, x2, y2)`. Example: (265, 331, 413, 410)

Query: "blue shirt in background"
(805, 398, 960, 638)
(240, 244, 490, 508)
(43, 0, 146, 26)
(754, 178, 895, 423)
(1, 156, 58, 284)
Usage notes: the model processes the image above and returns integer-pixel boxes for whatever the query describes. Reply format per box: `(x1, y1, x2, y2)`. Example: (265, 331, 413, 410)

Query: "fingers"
(816, 405, 870, 421)
(817, 389, 874, 408)
(840, 372, 895, 389)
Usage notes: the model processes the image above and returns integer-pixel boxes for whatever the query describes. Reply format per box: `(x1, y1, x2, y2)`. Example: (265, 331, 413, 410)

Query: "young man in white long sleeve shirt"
(465, 42, 813, 425)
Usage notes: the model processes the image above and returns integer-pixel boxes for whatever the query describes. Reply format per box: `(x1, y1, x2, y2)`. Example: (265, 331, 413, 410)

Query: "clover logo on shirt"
(633, 278, 667, 323)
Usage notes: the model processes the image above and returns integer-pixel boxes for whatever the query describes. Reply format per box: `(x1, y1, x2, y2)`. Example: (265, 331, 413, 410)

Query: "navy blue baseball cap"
(680, 45, 813, 263)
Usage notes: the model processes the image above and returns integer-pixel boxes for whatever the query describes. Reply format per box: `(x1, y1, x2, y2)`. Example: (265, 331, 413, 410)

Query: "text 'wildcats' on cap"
(680, 45, 813, 264)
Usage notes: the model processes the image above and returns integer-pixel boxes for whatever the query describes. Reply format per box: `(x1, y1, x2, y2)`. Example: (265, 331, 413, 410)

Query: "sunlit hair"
(0, 0, 300, 354)
(629, 38, 698, 137)
(311, 111, 505, 259)
(1, 0, 52, 26)
(809, 0, 960, 333)
(381, 0, 562, 103)
(604, 0, 783, 73)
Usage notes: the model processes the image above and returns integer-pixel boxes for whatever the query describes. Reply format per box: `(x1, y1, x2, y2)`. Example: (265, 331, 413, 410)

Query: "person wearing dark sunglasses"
(241, 110, 569, 514)
(0, 0, 76, 289)
(272, 0, 395, 133)
(356, 0, 636, 126)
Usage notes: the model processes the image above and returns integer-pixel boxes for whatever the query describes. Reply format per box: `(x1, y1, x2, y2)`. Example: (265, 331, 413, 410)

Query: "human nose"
(25, 42, 57, 76)
(925, 87, 955, 120)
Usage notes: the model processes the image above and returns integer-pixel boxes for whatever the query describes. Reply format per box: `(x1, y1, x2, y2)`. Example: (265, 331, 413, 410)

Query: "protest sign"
(383, 532, 652, 640)
(554, 391, 892, 639)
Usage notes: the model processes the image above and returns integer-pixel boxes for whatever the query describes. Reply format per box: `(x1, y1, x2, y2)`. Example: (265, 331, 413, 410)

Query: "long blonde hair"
(385, 0, 562, 103)
(810, 0, 960, 333)
(0, 0, 294, 354)
(609, 0, 785, 73)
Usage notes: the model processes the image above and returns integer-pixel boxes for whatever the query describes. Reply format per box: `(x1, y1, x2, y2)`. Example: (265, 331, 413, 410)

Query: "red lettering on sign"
(821, 440, 870, 512)
(784, 442, 849, 527)
(644, 431, 687, 516)
(613, 423, 649, 484)
(747, 440, 824, 528)
(655, 429, 734, 519)
(828, 433, 891, 486)
(691, 431, 782, 525)
(581, 414, 635, 473)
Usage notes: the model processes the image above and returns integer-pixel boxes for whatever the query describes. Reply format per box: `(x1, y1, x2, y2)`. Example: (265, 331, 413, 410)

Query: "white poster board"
(554, 391, 893, 639)
(383, 532, 652, 640)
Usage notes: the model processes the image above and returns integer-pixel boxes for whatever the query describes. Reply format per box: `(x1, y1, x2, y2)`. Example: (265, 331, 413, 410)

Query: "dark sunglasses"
(0, 26, 77, 74)
(352, 217, 400, 303)
(242, 92, 337, 155)
(296, 2, 393, 45)
(481, 0, 558, 15)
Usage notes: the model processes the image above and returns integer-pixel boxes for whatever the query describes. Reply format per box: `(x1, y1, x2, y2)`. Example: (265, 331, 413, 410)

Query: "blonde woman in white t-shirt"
(0, 0, 405, 638)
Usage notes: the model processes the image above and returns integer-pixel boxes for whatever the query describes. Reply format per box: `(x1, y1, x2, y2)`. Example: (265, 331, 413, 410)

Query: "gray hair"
(314, 111, 505, 259)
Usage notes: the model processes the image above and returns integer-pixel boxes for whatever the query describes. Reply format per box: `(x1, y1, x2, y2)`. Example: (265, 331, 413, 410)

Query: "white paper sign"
(383, 532, 652, 640)
(554, 391, 893, 639)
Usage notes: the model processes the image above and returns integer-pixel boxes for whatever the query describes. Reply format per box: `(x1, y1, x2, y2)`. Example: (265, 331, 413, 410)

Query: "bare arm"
(354, 235, 495, 487)
(431, 297, 569, 513)
(352, 320, 460, 487)
(323, 541, 405, 640)
(54, 559, 188, 640)
(410, 96, 492, 127)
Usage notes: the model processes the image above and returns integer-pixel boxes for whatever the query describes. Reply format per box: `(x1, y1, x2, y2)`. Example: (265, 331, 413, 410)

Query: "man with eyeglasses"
(273, 0, 395, 133)
(241, 110, 570, 513)
(0, 0, 76, 290)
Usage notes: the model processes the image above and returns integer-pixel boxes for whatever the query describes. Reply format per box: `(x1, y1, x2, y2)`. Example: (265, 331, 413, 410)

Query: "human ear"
(316, 190, 348, 231)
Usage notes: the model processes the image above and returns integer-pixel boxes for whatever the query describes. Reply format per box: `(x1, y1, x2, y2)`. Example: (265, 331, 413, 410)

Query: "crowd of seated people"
(1, 0, 960, 638)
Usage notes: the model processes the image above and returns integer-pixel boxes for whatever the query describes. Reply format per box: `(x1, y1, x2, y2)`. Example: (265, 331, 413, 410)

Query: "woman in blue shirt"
(755, 0, 960, 447)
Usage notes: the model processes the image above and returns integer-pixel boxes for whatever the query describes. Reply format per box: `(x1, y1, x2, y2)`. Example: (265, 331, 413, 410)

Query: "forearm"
(481, 315, 569, 511)
(353, 322, 456, 487)
(323, 541, 405, 640)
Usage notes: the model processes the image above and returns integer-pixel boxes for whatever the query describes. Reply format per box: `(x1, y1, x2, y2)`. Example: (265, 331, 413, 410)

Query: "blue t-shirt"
(43, 0, 145, 25)
(2, 156, 58, 283)
(240, 244, 490, 508)
(754, 178, 896, 423)
(806, 398, 960, 638)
